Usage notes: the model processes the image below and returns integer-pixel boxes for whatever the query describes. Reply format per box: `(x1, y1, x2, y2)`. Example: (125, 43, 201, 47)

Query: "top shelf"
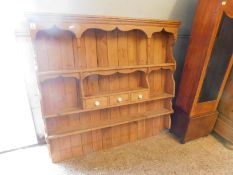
(27, 13, 181, 40)
(38, 63, 175, 82)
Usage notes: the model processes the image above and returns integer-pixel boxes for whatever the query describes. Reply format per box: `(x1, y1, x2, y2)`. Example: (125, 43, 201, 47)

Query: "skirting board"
(214, 113, 233, 144)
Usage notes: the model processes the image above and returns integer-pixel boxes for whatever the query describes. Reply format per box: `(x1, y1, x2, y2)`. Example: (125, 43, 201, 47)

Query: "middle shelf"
(44, 92, 174, 118)
(41, 67, 175, 119)
(38, 63, 175, 82)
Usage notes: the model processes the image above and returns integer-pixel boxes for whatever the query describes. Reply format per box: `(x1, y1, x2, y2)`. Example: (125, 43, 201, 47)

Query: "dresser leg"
(170, 106, 218, 143)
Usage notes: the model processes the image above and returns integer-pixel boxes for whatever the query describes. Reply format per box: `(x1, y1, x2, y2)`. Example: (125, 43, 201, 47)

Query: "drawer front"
(109, 93, 129, 106)
(85, 97, 108, 109)
(131, 90, 149, 102)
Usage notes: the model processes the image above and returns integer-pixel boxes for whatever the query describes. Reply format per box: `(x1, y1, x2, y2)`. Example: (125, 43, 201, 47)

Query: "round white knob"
(117, 97, 123, 103)
(30, 23, 36, 30)
(222, 1, 226, 5)
(94, 101, 100, 106)
(138, 94, 143, 99)
(69, 25, 75, 29)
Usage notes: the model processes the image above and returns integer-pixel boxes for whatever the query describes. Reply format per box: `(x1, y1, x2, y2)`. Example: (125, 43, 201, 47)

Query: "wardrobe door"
(198, 14, 233, 102)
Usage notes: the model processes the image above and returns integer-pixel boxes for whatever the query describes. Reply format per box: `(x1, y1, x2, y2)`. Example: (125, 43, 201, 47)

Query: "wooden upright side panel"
(96, 30, 110, 94)
(64, 78, 78, 109)
(151, 33, 167, 64)
(117, 31, 131, 145)
(118, 31, 129, 90)
(36, 34, 49, 71)
(91, 110, 102, 151)
(107, 30, 118, 66)
(36, 30, 77, 71)
(41, 77, 78, 114)
(111, 108, 121, 146)
(87, 30, 105, 151)
(119, 106, 130, 144)
(136, 31, 148, 65)
(128, 31, 139, 90)
(127, 30, 137, 66)
(138, 103, 146, 139)
(59, 32, 75, 69)
(96, 30, 109, 67)
(106, 29, 119, 149)
(118, 31, 128, 66)
(149, 70, 166, 96)
(46, 34, 62, 70)
(129, 104, 138, 142)
(70, 133, 83, 157)
(76, 35, 86, 69)
(85, 30, 98, 68)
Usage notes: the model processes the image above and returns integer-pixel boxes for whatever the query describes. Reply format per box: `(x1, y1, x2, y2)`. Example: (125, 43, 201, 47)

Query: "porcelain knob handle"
(94, 100, 100, 106)
(117, 97, 123, 102)
(138, 94, 143, 99)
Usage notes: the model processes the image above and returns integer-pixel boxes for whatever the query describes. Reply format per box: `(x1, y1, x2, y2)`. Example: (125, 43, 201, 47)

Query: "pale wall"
(24, 0, 197, 35)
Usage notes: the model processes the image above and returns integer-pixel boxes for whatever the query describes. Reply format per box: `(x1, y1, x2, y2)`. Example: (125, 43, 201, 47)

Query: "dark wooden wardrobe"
(171, 0, 233, 143)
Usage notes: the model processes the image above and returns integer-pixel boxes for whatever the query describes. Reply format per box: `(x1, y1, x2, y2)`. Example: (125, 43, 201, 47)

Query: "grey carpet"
(0, 131, 233, 175)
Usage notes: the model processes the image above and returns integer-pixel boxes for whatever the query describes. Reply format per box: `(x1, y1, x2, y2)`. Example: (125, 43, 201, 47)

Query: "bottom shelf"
(47, 108, 173, 140)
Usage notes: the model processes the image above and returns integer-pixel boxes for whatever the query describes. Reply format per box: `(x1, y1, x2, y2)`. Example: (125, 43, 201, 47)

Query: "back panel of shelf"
(48, 114, 169, 162)
(35, 28, 175, 72)
(149, 69, 175, 97)
(83, 71, 148, 97)
(41, 77, 82, 115)
(35, 28, 77, 72)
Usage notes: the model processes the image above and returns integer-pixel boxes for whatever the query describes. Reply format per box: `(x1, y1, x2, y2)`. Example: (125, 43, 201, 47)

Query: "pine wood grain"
(30, 14, 180, 162)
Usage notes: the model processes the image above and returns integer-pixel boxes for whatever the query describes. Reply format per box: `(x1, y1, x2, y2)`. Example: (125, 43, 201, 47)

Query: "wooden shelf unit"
(28, 13, 180, 162)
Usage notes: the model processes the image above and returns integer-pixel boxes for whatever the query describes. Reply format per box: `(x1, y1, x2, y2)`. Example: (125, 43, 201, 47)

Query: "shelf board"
(47, 107, 173, 140)
(38, 63, 175, 82)
(84, 87, 148, 98)
(44, 93, 174, 119)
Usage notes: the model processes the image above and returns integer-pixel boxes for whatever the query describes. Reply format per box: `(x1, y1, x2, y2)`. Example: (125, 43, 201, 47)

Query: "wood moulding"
(215, 114, 233, 143)
(27, 13, 180, 40)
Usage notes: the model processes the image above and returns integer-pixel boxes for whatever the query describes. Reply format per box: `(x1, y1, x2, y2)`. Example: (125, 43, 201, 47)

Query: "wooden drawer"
(109, 93, 129, 106)
(131, 90, 149, 102)
(85, 97, 108, 109)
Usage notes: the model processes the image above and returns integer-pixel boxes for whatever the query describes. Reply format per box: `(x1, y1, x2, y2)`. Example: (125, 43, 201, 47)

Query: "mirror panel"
(198, 14, 233, 102)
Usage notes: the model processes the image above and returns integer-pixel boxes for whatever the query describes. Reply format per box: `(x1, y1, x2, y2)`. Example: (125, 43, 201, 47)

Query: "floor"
(0, 131, 233, 175)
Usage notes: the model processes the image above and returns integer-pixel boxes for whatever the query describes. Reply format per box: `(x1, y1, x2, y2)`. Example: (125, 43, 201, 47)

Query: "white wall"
(22, 0, 198, 35)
